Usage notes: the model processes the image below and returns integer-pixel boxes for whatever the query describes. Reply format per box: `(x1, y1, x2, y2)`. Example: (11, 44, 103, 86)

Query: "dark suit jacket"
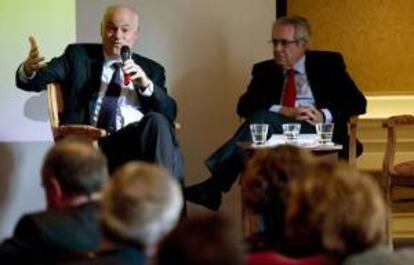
(237, 51, 367, 152)
(55, 247, 147, 265)
(15, 43, 177, 125)
(0, 202, 100, 264)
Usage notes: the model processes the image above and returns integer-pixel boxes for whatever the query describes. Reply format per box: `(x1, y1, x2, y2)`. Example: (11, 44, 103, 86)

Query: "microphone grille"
(120, 46, 130, 62)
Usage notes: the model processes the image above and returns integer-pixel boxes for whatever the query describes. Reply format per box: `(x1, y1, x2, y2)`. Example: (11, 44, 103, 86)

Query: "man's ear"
(44, 177, 63, 209)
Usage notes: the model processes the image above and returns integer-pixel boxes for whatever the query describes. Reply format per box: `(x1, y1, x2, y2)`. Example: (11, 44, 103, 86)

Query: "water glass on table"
(249, 124, 269, 145)
(282, 123, 301, 143)
(315, 123, 334, 145)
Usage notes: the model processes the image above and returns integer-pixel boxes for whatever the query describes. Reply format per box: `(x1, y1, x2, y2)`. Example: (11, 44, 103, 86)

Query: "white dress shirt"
(19, 54, 154, 131)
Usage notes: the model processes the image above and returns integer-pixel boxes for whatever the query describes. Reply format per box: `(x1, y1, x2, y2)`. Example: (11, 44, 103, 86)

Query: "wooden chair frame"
(47, 82, 106, 141)
(382, 114, 414, 248)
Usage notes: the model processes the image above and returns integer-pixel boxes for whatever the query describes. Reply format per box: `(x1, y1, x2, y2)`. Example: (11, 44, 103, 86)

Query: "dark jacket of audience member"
(0, 138, 109, 264)
(58, 161, 183, 265)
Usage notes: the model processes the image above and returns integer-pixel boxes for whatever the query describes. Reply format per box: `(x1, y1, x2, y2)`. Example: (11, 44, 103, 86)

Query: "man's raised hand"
(23, 36, 47, 76)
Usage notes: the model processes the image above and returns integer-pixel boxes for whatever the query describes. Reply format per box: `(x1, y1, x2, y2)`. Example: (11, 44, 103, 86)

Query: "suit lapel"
(304, 52, 322, 106)
(87, 48, 105, 123)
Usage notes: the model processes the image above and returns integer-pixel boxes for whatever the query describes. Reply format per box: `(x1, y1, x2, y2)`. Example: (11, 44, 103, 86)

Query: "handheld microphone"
(120, 45, 131, 85)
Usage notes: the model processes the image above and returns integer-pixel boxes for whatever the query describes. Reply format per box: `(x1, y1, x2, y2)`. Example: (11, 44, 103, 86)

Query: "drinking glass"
(282, 123, 301, 143)
(249, 124, 269, 145)
(315, 123, 334, 145)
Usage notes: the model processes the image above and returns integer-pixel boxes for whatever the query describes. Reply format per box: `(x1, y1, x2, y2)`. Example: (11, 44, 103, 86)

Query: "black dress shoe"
(184, 181, 222, 211)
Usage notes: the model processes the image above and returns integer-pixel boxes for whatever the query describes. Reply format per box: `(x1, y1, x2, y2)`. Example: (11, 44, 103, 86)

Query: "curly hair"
(286, 162, 386, 257)
(242, 145, 314, 214)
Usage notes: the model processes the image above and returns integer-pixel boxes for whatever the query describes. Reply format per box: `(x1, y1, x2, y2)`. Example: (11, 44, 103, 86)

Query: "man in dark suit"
(185, 15, 367, 210)
(0, 138, 109, 263)
(16, 4, 183, 180)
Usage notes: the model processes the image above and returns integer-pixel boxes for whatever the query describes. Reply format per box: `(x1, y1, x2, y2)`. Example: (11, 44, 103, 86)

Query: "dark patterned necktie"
(97, 63, 122, 133)
(281, 68, 296, 107)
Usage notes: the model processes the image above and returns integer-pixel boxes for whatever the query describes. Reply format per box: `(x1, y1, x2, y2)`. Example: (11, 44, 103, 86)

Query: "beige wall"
(76, 0, 276, 224)
(289, 0, 414, 95)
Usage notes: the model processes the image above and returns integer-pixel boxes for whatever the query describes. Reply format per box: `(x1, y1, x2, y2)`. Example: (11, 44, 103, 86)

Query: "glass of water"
(249, 124, 269, 145)
(315, 123, 334, 145)
(282, 123, 301, 143)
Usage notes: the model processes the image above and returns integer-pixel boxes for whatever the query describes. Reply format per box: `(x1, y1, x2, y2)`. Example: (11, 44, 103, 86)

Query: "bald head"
(101, 4, 140, 58)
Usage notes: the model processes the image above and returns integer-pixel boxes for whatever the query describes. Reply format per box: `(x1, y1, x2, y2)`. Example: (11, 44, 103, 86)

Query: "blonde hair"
(286, 162, 386, 256)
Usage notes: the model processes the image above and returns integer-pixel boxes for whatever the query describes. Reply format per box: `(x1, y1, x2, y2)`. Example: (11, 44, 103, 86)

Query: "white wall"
(76, 0, 275, 225)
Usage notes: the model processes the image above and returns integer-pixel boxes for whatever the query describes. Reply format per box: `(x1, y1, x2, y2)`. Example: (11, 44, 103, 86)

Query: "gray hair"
(274, 15, 311, 42)
(41, 138, 108, 195)
(101, 162, 183, 248)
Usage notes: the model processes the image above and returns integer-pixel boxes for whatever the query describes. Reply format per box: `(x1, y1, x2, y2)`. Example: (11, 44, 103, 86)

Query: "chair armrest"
(54, 125, 106, 141)
(383, 115, 414, 128)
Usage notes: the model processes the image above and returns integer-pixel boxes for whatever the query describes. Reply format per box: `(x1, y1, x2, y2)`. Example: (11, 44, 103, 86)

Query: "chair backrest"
(47, 82, 64, 138)
(381, 114, 414, 248)
(382, 115, 414, 175)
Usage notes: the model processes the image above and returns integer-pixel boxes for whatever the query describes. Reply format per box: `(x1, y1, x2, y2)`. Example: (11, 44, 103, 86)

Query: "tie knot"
(286, 68, 296, 76)
(112, 62, 122, 71)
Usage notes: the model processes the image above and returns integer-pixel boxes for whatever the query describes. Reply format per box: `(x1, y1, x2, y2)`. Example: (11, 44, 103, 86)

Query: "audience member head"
(41, 137, 109, 209)
(272, 15, 311, 68)
(242, 145, 314, 246)
(101, 4, 140, 58)
(100, 161, 183, 251)
(156, 215, 245, 265)
(286, 162, 386, 257)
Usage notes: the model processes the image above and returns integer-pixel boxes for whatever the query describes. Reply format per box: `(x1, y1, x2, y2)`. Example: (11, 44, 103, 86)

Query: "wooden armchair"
(47, 82, 106, 141)
(382, 114, 414, 248)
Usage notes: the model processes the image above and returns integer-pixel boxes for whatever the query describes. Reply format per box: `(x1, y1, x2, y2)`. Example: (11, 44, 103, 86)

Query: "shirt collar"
(293, 55, 306, 75)
(103, 53, 122, 68)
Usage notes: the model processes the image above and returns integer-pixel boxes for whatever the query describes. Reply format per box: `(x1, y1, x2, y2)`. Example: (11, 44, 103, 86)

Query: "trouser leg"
(99, 112, 184, 181)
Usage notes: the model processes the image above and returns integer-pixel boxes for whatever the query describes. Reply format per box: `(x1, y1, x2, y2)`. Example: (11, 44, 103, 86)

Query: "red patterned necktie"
(281, 68, 296, 107)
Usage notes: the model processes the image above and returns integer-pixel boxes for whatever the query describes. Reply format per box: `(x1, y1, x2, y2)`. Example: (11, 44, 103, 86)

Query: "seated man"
(0, 138, 109, 263)
(58, 161, 184, 265)
(185, 15, 366, 210)
(15, 4, 183, 180)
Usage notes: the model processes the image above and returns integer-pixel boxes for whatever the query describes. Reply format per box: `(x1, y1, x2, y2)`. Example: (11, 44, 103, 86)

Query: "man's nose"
(274, 43, 284, 52)
(114, 28, 123, 38)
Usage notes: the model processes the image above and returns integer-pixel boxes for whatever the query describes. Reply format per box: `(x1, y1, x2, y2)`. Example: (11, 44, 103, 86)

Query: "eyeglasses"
(269, 39, 299, 47)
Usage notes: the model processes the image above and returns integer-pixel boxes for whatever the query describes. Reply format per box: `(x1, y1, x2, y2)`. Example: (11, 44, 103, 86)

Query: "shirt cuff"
(18, 63, 36, 83)
(139, 80, 154, 96)
(269, 104, 282, 113)
(321, 108, 333, 123)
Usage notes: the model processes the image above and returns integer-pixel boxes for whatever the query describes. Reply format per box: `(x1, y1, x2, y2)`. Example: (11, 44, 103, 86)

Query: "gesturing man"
(16, 4, 183, 180)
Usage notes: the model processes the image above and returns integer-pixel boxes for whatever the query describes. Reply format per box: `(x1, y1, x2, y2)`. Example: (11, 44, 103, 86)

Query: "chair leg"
(385, 180, 393, 249)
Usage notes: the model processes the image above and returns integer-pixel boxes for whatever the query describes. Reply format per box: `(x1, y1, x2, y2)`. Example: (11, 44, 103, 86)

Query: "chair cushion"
(392, 161, 414, 186)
